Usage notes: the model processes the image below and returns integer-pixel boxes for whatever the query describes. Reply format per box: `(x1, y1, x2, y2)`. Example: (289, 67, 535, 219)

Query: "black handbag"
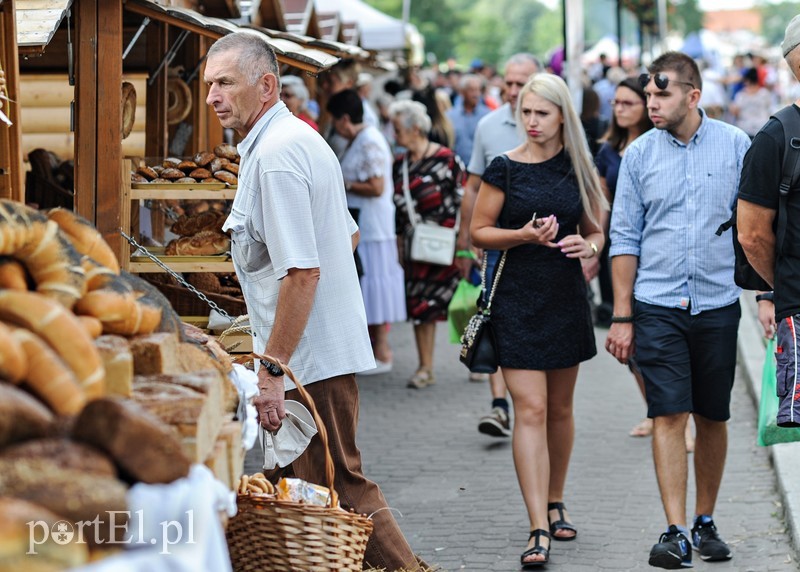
(459, 155, 510, 373)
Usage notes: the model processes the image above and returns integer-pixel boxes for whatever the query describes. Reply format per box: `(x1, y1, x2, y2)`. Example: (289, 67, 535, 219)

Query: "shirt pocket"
(229, 228, 270, 274)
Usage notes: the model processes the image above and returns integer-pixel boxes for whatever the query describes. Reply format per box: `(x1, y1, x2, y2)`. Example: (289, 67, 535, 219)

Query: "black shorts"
(633, 300, 741, 421)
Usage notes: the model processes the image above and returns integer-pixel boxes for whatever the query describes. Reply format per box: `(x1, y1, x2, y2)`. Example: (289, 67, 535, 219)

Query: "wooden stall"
(0, 0, 24, 201)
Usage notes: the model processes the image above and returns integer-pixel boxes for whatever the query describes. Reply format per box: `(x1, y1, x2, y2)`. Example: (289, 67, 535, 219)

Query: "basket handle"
(249, 352, 338, 508)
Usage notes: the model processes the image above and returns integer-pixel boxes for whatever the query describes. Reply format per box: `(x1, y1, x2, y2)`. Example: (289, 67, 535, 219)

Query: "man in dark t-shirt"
(739, 14, 800, 428)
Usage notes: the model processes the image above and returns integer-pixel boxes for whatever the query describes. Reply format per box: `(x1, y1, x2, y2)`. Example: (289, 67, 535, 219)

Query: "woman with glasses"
(280, 75, 318, 131)
(470, 74, 607, 568)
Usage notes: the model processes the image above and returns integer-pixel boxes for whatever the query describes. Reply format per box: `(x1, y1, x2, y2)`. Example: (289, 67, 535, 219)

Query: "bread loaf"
(0, 291, 105, 398)
(71, 397, 191, 484)
(160, 167, 184, 180)
(0, 438, 116, 477)
(214, 143, 238, 161)
(175, 177, 197, 184)
(130, 332, 180, 375)
(204, 438, 231, 490)
(0, 321, 27, 384)
(170, 210, 226, 237)
(47, 208, 120, 274)
(213, 170, 237, 185)
(193, 151, 215, 166)
(94, 335, 133, 397)
(219, 418, 244, 487)
(209, 157, 228, 173)
(162, 157, 181, 168)
(77, 315, 103, 338)
(11, 328, 86, 416)
(177, 160, 197, 172)
(0, 383, 53, 448)
(0, 459, 128, 545)
(0, 497, 89, 572)
(165, 231, 230, 256)
(222, 162, 239, 175)
(131, 172, 149, 183)
(136, 165, 158, 180)
(121, 271, 184, 336)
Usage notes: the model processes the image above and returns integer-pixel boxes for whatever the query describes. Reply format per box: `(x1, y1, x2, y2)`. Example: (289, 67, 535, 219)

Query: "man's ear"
(262, 73, 279, 103)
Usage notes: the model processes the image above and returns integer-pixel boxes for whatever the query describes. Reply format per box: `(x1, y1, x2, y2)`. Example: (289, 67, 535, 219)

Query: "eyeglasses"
(610, 99, 642, 109)
(638, 73, 695, 91)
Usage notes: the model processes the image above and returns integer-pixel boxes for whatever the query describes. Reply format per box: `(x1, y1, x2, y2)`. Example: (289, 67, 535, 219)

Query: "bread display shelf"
(131, 184, 237, 200)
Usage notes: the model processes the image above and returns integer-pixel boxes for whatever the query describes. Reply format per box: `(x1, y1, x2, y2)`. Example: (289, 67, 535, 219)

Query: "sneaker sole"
(648, 551, 692, 569)
(478, 419, 511, 437)
(692, 543, 732, 561)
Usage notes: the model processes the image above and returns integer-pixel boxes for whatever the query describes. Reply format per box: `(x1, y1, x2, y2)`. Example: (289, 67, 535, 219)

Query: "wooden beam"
(0, 0, 24, 202)
(143, 21, 168, 245)
(95, 0, 123, 260)
(73, 0, 97, 219)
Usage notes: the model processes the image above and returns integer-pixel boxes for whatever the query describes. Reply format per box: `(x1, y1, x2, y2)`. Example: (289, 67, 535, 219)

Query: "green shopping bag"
(447, 279, 481, 344)
(758, 337, 800, 446)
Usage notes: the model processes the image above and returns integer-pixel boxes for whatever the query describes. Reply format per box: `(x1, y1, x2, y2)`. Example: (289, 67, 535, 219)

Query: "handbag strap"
(401, 156, 421, 228)
(480, 154, 511, 313)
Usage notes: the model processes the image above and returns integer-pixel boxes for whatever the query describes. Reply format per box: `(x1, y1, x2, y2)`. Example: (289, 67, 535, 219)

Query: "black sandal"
(520, 529, 550, 568)
(548, 502, 577, 541)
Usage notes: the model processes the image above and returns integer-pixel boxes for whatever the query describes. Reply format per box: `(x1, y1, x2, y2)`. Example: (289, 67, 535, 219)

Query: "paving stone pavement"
(245, 321, 797, 572)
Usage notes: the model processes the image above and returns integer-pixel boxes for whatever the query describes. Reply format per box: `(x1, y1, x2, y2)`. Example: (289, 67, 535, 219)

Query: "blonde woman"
(470, 73, 608, 568)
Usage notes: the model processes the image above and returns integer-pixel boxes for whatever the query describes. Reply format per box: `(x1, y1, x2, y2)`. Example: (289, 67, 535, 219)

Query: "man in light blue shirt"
(447, 74, 490, 164)
(606, 52, 750, 570)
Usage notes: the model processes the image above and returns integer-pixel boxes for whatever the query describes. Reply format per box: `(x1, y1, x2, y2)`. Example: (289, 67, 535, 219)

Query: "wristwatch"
(755, 292, 774, 303)
(259, 359, 284, 377)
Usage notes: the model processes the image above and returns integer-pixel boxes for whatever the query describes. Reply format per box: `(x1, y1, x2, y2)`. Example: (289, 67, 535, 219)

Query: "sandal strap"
(528, 528, 551, 541)
(522, 529, 551, 563)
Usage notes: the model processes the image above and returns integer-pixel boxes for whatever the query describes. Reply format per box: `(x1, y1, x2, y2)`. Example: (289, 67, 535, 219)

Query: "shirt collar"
(665, 107, 707, 147)
(237, 101, 290, 158)
(500, 103, 516, 126)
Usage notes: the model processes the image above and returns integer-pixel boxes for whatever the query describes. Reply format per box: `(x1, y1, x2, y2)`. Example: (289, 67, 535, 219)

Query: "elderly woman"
(328, 89, 406, 375)
(389, 100, 464, 388)
(280, 75, 318, 131)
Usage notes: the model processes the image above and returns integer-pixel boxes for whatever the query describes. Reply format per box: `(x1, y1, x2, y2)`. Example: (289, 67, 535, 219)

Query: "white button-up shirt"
(223, 102, 375, 388)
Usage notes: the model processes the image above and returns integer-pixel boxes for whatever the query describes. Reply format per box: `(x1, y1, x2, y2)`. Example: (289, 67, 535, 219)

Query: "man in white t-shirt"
(205, 33, 423, 571)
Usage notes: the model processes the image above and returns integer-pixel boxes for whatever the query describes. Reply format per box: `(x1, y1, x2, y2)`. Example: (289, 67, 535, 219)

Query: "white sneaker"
(358, 359, 392, 376)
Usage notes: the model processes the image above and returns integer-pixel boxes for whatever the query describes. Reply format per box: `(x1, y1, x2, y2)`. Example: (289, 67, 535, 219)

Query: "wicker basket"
(145, 279, 247, 317)
(226, 355, 374, 572)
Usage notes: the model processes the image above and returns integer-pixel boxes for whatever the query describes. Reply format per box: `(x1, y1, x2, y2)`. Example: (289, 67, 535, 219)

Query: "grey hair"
(505, 52, 541, 73)
(280, 75, 309, 107)
(207, 32, 279, 85)
(515, 74, 608, 226)
(459, 73, 484, 92)
(388, 99, 432, 134)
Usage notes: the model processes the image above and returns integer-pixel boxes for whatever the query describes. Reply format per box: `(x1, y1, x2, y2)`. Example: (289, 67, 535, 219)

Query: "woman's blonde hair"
(516, 74, 608, 225)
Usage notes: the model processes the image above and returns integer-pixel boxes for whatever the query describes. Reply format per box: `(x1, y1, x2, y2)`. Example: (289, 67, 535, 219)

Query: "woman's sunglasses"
(638, 73, 695, 91)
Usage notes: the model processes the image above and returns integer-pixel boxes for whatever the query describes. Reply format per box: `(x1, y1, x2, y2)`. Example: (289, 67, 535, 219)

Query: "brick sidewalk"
(245, 321, 796, 571)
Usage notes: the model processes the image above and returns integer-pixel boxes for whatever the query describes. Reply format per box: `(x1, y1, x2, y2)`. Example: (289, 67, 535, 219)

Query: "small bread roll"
(190, 168, 212, 180)
(178, 160, 197, 172)
(160, 167, 184, 180)
(193, 151, 215, 166)
(214, 143, 238, 161)
(214, 170, 237, 185)
(136, 165, 158, 180)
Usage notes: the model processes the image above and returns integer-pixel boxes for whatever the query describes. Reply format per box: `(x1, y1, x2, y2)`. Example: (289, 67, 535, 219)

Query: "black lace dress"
(482, 150, 597, 370)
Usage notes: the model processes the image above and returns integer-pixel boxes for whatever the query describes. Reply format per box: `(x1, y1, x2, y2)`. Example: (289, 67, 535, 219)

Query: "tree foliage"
(760, 2, 800, 46)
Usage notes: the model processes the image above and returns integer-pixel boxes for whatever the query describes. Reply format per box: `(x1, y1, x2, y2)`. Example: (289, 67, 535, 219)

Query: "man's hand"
(581, 256, 600, 283)
(757, 299, 777, 339)
(254, 369, 286, 431)
(605, 322, 634, 364)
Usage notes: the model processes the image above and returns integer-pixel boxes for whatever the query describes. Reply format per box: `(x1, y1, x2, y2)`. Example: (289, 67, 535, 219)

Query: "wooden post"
(0, 0, 24, 202)
(74, 0, 98, 220)
(144, 22, 168, 244)
(95, 0, 123, 260)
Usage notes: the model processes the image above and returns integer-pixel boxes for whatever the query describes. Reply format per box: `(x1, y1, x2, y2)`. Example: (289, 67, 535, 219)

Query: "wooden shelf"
(128, 260, 235, 273)
(130, 187, 237, 200)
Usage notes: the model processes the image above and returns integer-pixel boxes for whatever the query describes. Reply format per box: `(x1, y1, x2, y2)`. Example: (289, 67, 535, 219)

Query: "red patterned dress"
(393, 146, 465, 322)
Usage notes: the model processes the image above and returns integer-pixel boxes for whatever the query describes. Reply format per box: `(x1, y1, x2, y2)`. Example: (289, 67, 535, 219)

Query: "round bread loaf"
(213, 170, 237, 185)
(177, 160, 197, 173)
(175, 177, 197, 184)
(121, 82, 137, 140)
(136, 165, 158, 180)
(151, 177, 171, 184)
(0, 291, 105, 398)
(214, 143, 238, 161)
(0, 438, 116, 477)
(0, 382, 54, 448)
(189, 167, 212, 180)
(222, 162, 239, 175)
(193, 151, 215, 166)
(160, 167, 184, 180)
(162, 157, 181, 169)
(131, 172, 148, 183)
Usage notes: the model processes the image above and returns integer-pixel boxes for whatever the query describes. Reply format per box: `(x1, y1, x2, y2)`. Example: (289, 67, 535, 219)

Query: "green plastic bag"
(758, 337, 800, 446)
(447, 279, 481, 344)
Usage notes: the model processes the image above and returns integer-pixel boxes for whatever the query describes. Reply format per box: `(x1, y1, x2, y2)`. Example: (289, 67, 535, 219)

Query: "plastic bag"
(448, 279, 481, 344)
(758, 337, 800, 446)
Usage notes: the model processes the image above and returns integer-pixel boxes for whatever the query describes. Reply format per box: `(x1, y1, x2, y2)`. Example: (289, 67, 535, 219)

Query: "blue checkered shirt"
(609, 111, 751, 314)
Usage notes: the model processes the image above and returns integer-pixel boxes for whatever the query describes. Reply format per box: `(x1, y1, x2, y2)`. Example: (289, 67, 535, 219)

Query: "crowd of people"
(203, 15, 800, 570)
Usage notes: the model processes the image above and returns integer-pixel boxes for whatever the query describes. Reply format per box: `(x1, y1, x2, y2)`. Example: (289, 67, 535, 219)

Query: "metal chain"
(119, 228, 235, 322)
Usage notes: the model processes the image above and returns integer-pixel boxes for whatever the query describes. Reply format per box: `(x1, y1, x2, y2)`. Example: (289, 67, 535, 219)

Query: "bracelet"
(610, 315, 634, 323)
(755, 292, 774, 302)
(587, 241, 598, 257)
(456, 249, 476, 260)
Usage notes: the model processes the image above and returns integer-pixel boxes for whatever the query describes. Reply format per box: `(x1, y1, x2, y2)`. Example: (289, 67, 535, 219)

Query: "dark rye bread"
(71, 397, 190, 484)
(0, 383, 54, 448)
(0, 438, 117, 478)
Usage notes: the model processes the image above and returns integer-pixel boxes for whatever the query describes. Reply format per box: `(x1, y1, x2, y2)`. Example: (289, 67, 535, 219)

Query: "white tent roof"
(314, 0, 405, 51)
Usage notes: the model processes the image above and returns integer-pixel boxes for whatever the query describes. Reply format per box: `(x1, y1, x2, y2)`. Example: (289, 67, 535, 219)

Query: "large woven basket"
(226, 355, 374, 571)
(145, 279, 247, 317)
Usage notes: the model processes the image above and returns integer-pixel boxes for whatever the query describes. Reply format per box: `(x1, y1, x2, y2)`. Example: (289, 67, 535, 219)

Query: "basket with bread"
(226, 355, 373, 572)
(130, 144, 240, 187)
(0, 200, 246, 571)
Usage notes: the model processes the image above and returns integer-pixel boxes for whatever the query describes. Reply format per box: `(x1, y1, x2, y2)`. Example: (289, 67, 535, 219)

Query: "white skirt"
(358, 239, 407, 325)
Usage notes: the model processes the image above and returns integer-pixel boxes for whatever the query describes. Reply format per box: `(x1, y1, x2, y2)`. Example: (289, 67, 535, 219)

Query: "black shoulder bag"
(459, 155, 510, 373)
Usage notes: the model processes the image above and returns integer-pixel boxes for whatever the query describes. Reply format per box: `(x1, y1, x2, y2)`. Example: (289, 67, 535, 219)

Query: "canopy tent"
(314, 0, 406, 51)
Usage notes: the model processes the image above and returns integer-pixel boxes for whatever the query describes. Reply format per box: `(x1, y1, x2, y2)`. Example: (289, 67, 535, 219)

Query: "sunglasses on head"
(638, 73, 695, 91)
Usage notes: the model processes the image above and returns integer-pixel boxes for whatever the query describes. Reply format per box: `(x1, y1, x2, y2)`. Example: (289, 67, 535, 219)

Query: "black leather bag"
(459, 155, 510, 373)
